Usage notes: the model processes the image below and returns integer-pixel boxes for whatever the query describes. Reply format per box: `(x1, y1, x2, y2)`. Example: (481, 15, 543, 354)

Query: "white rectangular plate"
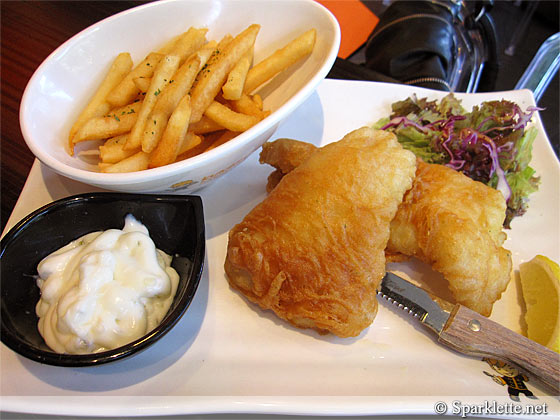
(2, 79, 559, 418)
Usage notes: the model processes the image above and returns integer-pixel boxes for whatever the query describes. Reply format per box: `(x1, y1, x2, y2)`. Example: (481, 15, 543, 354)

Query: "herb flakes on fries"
(67, 25, 317, 172)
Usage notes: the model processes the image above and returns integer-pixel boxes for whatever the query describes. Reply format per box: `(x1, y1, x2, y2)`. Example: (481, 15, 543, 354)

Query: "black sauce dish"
(0, 193, 205, 367)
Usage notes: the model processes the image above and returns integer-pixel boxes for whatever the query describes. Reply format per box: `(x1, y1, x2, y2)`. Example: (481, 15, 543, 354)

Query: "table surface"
(2, 0, 558, 233)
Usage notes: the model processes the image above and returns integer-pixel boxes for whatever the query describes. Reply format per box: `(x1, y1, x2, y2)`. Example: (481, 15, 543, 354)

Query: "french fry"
(252, 93, 263, 109)
(178, 132, 202, 155)
(189, 115, 224, 134)
(157, 32, 183, 54)
(168, 27, 208, 64)
(68, 52, 133, 154)
(206, 35, 233, 66)
(101, 151, 150, 173)
(189, 24, 260, 123)
(141, 112, 167, 153)
(177, 133, 216, 160)
(72, 102, 140, 143)
(222, 48, 253, 100)
(158, 28, 207, 57)
(149, 94, 192, 168)
(204, 100, 259, 132)
(133, 76, 151, 93)
(243, 28, 316, 94)
(99, 134, 139, 163)
(106, 52, 163, 107)
(153, 55, 202, 117)
(107, 101, 142, 117)
(200, 41, 223, 60)
(98, 162, 113, 171)
(206, 130, 239, 151)
(188, 36, 231, 95)
(124, 55, 180, 151)
(194, 39, 219, 66)
(153, 40, 219, 120)
(229, 93, 269, 119)
(142, 54, 201, 153)
(150, 131, 202, 168)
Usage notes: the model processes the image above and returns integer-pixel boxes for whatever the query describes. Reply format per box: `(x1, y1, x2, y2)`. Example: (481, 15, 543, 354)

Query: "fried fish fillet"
(259, 137, 318, 174)
(259, 138, 317, 192)
(387, 160, 512, 316)
(260, 138, 512, 317)
(225, 127, 417, 337)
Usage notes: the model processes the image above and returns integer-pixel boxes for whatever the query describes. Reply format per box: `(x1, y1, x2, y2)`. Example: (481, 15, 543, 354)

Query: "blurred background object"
(515, 32, 559, 104)
(316, 0, 379, 58)
(361, 0, 499, 92)
(325, 0, 558, 156)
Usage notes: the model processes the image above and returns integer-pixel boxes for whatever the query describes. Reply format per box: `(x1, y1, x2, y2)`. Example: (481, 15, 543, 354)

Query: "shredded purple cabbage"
(377, 95, 542, 227)
(381, 116, 429, 133)
(381, 103, 541, 204)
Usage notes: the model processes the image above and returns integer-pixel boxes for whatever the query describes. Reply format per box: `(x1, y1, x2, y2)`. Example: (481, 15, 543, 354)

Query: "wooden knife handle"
(439, 305, 560, 394)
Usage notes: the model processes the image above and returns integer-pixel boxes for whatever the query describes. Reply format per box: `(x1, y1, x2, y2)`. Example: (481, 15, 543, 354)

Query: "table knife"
(378, 272, 560, 394)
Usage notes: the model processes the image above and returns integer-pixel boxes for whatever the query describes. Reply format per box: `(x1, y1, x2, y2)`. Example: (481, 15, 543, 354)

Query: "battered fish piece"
(225, 127, 417, 337)
(260, 139, 513, 317)
(259, 138, 318, 174)
(259, 138, 317, 192)
(387, 160, 512, 316)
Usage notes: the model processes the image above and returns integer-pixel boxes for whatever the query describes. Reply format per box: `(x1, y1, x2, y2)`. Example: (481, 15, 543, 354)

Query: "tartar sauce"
(35, 214, 179, 354)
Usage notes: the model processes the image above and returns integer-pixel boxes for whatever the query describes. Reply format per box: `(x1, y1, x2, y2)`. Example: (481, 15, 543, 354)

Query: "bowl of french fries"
(20, 0, 340, 193)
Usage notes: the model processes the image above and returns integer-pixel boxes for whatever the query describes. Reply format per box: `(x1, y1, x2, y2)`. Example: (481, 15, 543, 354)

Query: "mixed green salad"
(374, 93, 541, 228)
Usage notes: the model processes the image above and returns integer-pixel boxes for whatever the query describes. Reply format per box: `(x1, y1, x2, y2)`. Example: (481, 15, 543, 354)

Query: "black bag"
(328, 0, 499, 93)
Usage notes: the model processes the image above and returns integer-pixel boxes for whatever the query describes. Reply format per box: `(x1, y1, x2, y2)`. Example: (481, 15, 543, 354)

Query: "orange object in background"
(316, 0, 379, 58)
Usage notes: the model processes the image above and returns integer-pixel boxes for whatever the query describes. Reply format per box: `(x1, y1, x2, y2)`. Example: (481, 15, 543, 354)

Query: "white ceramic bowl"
(20, 0, 340, 193)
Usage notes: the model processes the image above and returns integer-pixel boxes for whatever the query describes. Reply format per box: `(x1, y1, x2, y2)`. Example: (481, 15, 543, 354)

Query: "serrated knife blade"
(378, 272, 560, 394)
(378, 272, 451, 334)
